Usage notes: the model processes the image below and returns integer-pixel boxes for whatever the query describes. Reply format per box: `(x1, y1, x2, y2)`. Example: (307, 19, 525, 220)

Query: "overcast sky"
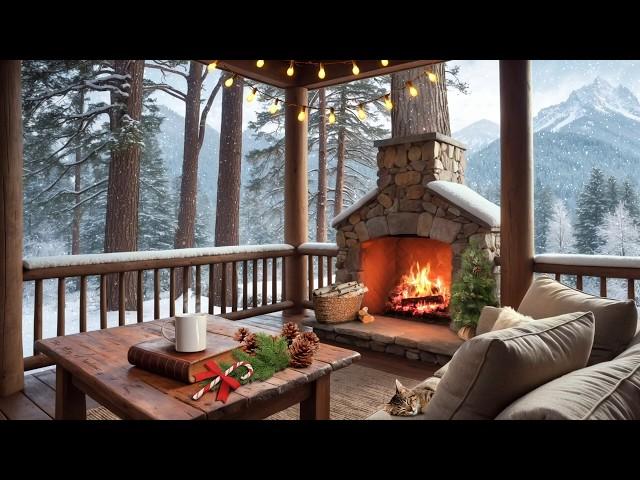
(150, 60, 640, 135)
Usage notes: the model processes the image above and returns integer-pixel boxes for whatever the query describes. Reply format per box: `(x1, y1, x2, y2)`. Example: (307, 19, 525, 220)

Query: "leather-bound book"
(128, 334, 240, 383)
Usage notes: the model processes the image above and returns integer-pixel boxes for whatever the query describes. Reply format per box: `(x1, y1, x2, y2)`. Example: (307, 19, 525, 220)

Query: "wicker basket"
(313, 293, 364, 324)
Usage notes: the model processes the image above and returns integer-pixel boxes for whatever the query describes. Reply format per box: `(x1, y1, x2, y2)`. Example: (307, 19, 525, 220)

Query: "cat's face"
(384, 379, 419, 416)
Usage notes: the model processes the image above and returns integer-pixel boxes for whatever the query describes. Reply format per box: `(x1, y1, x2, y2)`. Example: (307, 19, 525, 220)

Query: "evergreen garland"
(449, 242, 498, 329)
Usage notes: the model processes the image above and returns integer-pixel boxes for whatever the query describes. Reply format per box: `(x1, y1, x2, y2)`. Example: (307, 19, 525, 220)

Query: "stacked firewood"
(312, 281, 368, 298)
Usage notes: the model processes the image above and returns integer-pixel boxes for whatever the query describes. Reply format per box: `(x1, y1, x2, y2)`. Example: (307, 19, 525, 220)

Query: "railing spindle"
(262, 258, 268, 306)
(555, 272, 561, 282)
(80, 276, 87, 332)
(221, 262, 227, 314)
(576, 274, 583, 291)
(600, 276, 607, 297)
(327, 256, 333, 285)
(137, 270, 144, 323)
(282, 256, 287, 300)
(242, 260, 248, 310)
(196, 265, 201, 313)
(183, 266, 190, 313)
(252, 259, 258, 308)
(318, 256, 324, 289)
(118, 272, 125, 326)
(208, 264, 215, 315)
(628, 278, 635, 302)
(100, 275, 107, 329)
(272, 257, 277, 304)
(232, 262, 238, 312)
(308, 254, 314, 301)
(34, 279, 43, 345)
(57, 277, 65, 336)
(154, 269, 160, 319)
(169, 267, 176, 317)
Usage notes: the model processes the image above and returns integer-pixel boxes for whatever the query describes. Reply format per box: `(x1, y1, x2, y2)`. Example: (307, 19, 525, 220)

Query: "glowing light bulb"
(407, 81, 418, 97)
(287, 61, 295, 77)
(298, 106, 306, 122)
(352, 61, 360, 76)
(207, 60, 218, 72)
(381, 60, 389, 67)
(357, 104, 366, 121)
(269, 99, 281, 114)
(383, 94, 393, 111)
(256, 60, 265, 68)
(427, 71, 438, 83)
(328, 107, 336, 124)
(247, 87, 257, 103)
(318, 63, 326, 79)
(224, 75, 235, 87)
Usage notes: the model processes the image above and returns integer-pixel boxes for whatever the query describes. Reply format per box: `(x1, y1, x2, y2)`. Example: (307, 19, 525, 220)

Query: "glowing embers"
(386, 261, 450, 319)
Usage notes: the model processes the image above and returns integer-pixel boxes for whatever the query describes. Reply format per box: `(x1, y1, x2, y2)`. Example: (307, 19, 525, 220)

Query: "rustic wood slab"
(36, 314, 360, 420)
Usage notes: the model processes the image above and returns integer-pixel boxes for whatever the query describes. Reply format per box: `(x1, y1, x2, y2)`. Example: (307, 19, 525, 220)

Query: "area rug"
(86, 364, 418, 420)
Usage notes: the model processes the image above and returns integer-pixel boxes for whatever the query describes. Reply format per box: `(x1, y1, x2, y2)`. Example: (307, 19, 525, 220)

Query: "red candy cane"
(192, 361, 253, 401)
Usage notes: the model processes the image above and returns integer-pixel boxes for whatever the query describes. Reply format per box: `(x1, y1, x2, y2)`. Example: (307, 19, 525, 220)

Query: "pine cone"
(298, 331, 320, 352)
(242, 333, 259, 354)
(281, 322, 300, 345)
(234, 327, 251, 343)
(288, 335, 316, 368)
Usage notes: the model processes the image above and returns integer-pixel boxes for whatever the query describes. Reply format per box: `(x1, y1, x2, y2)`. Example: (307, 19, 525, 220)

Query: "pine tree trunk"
(213, 76, 243, 307)
(391, 63, 450, 137)
(104, 60, 144, 311)
(174, 62, 204, 300)
(71, 89, 85, 256)
(316, 88, 328, 242)
(333, 90, 348, 217)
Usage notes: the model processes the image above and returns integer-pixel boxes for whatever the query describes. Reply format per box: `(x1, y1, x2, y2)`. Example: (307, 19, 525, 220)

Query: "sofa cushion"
(476, 306, 503, 335)
(497, 342, 640, 420)
(422, 311, 595, 420)
(518, 276, 637, 365)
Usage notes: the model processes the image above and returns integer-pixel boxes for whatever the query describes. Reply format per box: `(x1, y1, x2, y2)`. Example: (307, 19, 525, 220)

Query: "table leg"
(55, 365, 86, 420)
(300, 374, 330, 420)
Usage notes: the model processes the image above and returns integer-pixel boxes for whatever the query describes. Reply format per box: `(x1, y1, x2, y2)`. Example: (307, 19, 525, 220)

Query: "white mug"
(161, 313, 208, 353)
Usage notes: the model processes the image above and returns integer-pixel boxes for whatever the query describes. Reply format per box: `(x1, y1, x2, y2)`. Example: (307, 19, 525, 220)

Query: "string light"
(384, 94, 393, 111)
(298, 106, 306, 122)
(224, 74, 236, 88)
(427, 71, 438, 83)
(406, 81, 418, 97)
(269, 99, 281, 114)
(328, 107, 336, 124)
(357, 103, 366, 120)
(207, 60, 218, 72)
(287, 60, 295, 77)
(247, 87, 258, 102)
(381, 60, 389, 67)
(318, 63, 326, 79)
(256, 60, 265, 68)
(352, 61, 360, 76)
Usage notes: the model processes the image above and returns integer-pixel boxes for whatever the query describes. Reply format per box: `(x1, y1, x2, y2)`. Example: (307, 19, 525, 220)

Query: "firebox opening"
(360, 237, 452, 321)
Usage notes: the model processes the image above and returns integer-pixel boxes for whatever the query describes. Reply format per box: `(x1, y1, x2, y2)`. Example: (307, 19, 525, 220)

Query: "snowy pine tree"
(574, 167, 607, 254)
(547, 197, 574, 253)
(605, 176, 619, 213)
(621, 180, 640, 227)
(534, 183, 553, 253)
(598, 202, 640, 256)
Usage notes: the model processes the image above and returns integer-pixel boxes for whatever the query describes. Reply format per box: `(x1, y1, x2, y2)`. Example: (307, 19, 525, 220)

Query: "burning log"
(400, 295, 445, 306)
(313, 281, 368, 298)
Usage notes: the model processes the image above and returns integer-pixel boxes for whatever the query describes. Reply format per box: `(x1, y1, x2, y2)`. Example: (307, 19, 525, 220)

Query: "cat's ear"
(395, 379, 406, 393)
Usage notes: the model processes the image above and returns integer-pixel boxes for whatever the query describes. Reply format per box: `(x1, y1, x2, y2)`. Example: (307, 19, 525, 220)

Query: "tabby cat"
(383, 377, 439, 416)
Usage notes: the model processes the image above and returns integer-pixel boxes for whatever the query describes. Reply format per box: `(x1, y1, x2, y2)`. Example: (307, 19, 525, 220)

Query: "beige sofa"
(368, 276, 640, 420)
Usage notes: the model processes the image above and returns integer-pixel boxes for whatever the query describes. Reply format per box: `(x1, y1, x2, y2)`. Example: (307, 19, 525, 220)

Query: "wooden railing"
(534, 254, 640, 301)
(22, 245, 296, 371)
(298, 242, 339, 309)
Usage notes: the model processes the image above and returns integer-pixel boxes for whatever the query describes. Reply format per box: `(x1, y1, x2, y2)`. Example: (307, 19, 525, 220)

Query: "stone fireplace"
(332, 133, 501, 323)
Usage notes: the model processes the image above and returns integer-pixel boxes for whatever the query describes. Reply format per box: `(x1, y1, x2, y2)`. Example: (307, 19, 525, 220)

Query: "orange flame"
(388, 261, 449, 317)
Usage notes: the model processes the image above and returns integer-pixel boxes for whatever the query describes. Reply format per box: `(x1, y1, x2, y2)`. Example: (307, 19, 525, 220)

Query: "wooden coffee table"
(35, 315, 360, 420)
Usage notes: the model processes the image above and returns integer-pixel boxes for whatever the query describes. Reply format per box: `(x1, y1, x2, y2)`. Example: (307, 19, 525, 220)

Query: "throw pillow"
(422, 311, 595, 420)
(492, 306, 534, 331)
(518, 276, 638, 364)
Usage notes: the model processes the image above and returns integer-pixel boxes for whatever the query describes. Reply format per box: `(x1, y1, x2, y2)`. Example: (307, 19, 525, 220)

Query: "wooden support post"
(55, 366, 86, 420)
(0, 60, 24, 396)
(499, 60, 533, 308)
(284, 87, 309, 315)
(300, 374, 330, 420)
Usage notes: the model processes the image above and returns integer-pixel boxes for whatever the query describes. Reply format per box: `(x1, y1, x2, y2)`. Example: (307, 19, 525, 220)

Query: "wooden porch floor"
(0, 312, 436, 420)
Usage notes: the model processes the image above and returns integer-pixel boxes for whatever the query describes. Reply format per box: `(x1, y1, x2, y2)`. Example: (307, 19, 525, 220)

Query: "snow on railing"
(535, 254, 640, 269)
(23, 244, 294, 270)
(297, 242, 339, 255)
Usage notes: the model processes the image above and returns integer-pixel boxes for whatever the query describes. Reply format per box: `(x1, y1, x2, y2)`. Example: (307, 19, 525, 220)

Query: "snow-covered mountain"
(466, 77, 640, 206)
(454, 119, 499, 152)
